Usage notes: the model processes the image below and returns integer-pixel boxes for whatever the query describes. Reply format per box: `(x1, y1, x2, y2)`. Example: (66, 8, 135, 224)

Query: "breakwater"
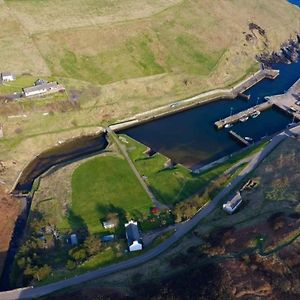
(110, 69, 278, 132)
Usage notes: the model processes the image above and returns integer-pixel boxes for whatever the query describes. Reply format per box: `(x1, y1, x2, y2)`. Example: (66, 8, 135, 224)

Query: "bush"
(69, 247, 88, 263)
(66, 260, 77, 270)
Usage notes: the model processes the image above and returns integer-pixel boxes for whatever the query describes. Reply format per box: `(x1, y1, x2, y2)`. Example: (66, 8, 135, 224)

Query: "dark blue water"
(289, 0, 300, 7)
(122, 58, 300, 168)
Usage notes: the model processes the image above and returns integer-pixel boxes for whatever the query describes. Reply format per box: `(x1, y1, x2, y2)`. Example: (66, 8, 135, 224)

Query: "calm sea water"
(289, 0, 300, 6)
(122, 60, 300, 168)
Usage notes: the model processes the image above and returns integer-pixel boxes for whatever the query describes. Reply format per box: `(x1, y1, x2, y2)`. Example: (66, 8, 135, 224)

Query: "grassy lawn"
(69, 155, 152, 234)
(119, 134, 268, 205)
(0, 75, 38, 94)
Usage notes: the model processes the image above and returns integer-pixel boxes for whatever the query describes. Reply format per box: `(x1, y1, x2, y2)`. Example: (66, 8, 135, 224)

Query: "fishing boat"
(244, 137, 253, 142)
(250, 110, 260, 118)
(224, 123, 233, 128)
(239, 115, 249, 122)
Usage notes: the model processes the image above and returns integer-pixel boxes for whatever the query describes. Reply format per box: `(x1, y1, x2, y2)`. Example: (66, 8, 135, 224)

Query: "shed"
(102, 220, 116, 229)
(223, 192, 243, 214)
(1, 72, 15, 82)
(70, 233, 78, 246)
(101, 234, 115, 242)
(125, 220, 142, 252)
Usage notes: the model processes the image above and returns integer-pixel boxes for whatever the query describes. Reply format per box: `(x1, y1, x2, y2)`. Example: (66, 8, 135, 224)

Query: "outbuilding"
(125, 220, 143, 252)
(70, 234, 78, 246)
(102, 220, 116, 229)
(1, 72, 15, 82)
(223, 192, 243, 214)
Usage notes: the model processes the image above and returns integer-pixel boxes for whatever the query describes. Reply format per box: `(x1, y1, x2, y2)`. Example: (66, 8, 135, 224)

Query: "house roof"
(35, 79, 48, 86)
(23, 82, 59, 94)
(125, 221, 141, 246)
(223, 192, 242, 211)
(1, 72, 13, 77)
(102, 234, 115, 242)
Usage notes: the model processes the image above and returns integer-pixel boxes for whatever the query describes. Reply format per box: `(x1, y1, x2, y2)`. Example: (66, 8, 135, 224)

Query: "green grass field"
(119, 134, 268, 205)
(69, 155, 152, 234)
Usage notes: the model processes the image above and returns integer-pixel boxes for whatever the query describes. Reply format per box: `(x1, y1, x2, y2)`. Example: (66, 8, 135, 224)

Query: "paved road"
(0, 130, 290, 300)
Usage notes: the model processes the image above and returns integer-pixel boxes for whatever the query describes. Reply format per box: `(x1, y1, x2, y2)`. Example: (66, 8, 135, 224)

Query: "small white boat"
(244, 137, 253, 142)
(251, 111, 261, 118)
(224, 123, 233, 128)
(239, 115, 249, 122)
(287, 123, 296, 129)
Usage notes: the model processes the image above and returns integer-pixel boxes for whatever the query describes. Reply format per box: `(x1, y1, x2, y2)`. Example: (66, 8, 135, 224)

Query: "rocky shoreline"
(257, 34, 300, 66)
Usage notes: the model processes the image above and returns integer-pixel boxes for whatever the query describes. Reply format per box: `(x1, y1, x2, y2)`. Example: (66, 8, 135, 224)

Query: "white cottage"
(22, 82, 64, 97)
(1, 72, 15, 82)
(125, 220, 143, 252)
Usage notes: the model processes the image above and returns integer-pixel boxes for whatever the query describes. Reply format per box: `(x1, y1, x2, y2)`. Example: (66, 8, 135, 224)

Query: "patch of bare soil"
(0, 187, 20, 275)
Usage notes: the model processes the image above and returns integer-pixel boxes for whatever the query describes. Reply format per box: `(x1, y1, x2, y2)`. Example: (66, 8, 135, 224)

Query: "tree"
(84, 235, 101, 256)
(33, 265, 52, 281)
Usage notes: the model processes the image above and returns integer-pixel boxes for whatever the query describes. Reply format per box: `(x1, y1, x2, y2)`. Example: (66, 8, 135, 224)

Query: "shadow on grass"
(67, 210, 88, 241)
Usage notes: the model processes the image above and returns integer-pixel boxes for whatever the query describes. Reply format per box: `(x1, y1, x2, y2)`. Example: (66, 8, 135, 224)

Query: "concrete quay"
(266, 78, 300, 121)
(215, 101, 273, 129)
(215, 76, 300, 129)
(110, 68, 279, 132)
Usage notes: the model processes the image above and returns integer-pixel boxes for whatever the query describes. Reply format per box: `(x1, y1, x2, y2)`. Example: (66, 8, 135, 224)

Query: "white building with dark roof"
(223, 192, 243, 214)
(1, 72, 15, 82)
(125, 220, 143, 252)
(22, 81, 65, 97)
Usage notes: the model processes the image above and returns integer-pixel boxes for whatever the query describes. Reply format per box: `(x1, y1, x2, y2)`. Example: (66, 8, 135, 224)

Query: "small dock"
(215, 76, 300, 130)
(229, 130, 250, 146)
(233, 69, 279, 95)
(215, 101, 273, 129)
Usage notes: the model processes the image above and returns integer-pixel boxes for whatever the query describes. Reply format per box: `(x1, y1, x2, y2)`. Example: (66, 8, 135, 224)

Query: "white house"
(223, 192, 243, 214)
(22, 81, 64, 97)
(125, 220, 143, 252)
(1, 72, 15, 82)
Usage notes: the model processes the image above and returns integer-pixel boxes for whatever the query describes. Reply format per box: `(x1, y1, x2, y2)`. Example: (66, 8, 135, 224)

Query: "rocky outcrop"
(256, 34, 300, 67)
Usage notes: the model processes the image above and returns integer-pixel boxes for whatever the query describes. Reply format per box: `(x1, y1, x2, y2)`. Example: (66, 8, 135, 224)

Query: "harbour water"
(289, 0, 300, 7)
(122, 59, 300, 169)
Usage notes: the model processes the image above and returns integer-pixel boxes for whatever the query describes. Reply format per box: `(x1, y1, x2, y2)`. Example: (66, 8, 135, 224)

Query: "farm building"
(22, 81, 65, 97)
(223, 192, 243, 214)
(1, 72, 15, 82)
(125, 220, 143, 252)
